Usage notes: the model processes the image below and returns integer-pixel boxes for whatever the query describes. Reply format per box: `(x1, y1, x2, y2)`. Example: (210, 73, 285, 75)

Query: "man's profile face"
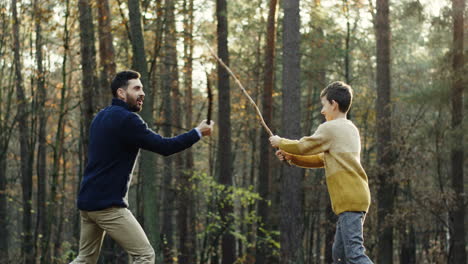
(119, 79, 145, 112)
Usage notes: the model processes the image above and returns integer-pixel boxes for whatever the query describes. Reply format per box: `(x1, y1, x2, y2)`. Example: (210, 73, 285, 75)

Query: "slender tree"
(51, 0, 74, 260)
(160, 1, 178, 261)
(78, 0, 99, 161)
(449, 0, 466, 263)
(343, 0, 352, 84)
(0, 151, 8, 263)
(127, 0, 160, 262)
(281, 0, 304, 263)
(342, 0, 359, 119)
(179, 0, 197, 262)
(257, 0, 278, 262)
(375, 0, 395, 263)
(324, 202, 335, 263)
(216, 0, 236, 262)
(139, 0, 164, 232)
(345, 2, 351, 84)
(97, 0, 116, 109)
(12, 0, 34, 262)
(399, 220, 416, 264)
(76, 0, 100, 261)
(0, 4, 13, 260)
(96, 0, 121, 260)
(33, 0, 48, 261)
(0, 117, 10, 263)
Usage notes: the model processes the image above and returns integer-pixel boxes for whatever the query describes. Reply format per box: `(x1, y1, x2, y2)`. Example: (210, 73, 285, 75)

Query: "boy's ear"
(331, 100, 339, 110)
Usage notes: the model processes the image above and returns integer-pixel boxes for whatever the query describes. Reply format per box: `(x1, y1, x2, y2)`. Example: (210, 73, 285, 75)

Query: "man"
(71, 70, 214, 263)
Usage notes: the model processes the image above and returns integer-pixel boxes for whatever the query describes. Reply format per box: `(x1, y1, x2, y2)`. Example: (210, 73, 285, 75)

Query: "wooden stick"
(206, 71, 213, 125)
(203, 42, 274, 137)
(203, 40, 290, 166)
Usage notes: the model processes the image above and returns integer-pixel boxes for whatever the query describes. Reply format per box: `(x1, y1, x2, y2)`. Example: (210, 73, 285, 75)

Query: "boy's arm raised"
(271, 124, 332, 155)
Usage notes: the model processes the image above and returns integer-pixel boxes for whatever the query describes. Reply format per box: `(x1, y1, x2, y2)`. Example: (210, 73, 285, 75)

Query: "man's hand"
(269, 135, 281, 148)
(275, 150, 292, 161)
(197, 120, 214, 136)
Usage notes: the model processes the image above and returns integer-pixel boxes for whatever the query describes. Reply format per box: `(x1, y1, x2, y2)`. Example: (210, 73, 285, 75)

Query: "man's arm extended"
(122, 113, 214, 156)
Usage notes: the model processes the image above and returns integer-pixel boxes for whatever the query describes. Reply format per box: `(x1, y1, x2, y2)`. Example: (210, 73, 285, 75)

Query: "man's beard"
(127, 96, 143, 112)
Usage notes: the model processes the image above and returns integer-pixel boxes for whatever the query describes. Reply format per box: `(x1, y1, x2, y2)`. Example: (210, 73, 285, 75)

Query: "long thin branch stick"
(206, 71, 213, 124)
(203, 42, 274, 137)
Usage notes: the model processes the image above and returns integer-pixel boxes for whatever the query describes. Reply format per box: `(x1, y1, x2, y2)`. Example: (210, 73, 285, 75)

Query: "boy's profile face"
(320, 96, 339, 121)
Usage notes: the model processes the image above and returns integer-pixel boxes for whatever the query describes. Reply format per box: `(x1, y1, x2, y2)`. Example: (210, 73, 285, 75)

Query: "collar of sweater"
(112, 98, 131, 110)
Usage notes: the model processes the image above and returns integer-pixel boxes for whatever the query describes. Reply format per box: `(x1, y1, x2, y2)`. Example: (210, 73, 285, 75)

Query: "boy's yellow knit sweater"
(278, 118, 371, 215)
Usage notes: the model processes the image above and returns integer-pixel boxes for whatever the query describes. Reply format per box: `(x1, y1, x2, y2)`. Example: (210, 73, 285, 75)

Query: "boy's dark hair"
(111, 70, 141, 97)
(320, 81, 353, 113)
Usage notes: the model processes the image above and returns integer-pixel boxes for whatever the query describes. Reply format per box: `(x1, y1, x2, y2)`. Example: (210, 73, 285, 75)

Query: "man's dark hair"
(111, 70, 141, 97)
(320, 81, 353, 113)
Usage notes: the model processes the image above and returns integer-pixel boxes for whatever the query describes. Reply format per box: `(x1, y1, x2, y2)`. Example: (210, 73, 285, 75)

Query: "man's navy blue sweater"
(77, 98, 200, 211)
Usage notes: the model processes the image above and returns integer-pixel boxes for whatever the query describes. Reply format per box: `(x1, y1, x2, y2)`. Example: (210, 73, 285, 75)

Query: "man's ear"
(117, 88, 126, 100)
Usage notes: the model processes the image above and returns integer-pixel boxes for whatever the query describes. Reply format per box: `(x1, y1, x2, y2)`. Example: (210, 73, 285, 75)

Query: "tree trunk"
(127, 0, 160, 261)
(344, 0, 351, 84)
(51, 2, 73, 261)
(0, 154, 8, 262)
(256, 0, 277, 263)
(314, 207, 321, 264)
(324, 199, 335, 264)
(62, 0, 81, 256)
(160, 1, 177, 261)
(449, 0, 466, 263)
(53, 126, 67, 260)
(281, 0, 304, 263)
(0, 12, 12, 260)
(215, 0, 236, 262)
(77, 1, 99, 262)
(96, 0, 122, 261)
(136, 0, 163, 227)
(12, 0, 34, 262)
(75, 123, 84, 253)
(400, 224, 416, 264)
(78, 0, 97, 260)
(33, 0, 48, 261)
(97, 0, 116, 109)
(375, 0, 395, 263)
(78, 0, 98, 162)
(179, 0, 197, 262)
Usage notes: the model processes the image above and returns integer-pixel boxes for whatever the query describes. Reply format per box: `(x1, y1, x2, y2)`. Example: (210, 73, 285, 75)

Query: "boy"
(269, 81, 373, 264)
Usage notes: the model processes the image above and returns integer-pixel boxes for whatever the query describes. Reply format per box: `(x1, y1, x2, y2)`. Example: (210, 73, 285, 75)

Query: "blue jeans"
(332, 211, 373, 264)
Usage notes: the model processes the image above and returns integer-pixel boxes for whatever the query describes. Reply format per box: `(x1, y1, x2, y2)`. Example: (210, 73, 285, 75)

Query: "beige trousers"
(70, 207, 155, 264)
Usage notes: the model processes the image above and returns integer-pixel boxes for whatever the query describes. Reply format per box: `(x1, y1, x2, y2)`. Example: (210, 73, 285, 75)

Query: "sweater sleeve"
(287, 153, 325, 168)
(122, 113, 200, 156)
(278, 123, 332, 155)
